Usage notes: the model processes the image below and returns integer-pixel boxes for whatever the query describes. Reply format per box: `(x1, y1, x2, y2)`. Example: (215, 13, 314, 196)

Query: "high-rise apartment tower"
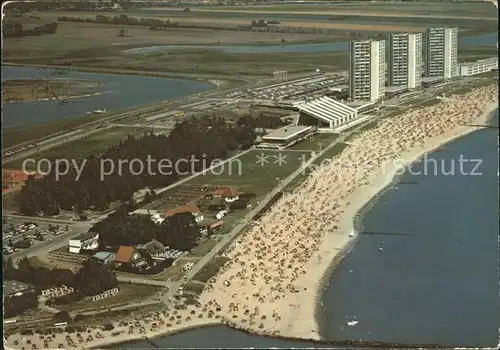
(349, 40, 386, 101)
(388, 33, 422, 89)
(424, 27, 458, 79)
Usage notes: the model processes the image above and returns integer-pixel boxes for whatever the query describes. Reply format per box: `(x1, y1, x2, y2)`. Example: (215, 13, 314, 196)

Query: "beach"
(5, 84, 498, 349)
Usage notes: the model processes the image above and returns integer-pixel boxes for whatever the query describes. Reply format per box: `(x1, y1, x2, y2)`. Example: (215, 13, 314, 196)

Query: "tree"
(3, 257, 16, 279)
(74, 258, 118, 296)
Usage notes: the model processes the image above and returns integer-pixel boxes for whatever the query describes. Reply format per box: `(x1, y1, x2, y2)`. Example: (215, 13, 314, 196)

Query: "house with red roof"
(164, 202, 204, 223)
(114, 245, 147, 269)
(213, 187, 241, 203)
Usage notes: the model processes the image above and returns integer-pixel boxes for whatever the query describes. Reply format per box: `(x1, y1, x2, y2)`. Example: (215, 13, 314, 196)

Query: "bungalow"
(68, 232, 99, 254)
(213, 187, 241, 202)
(137, 239, 165, 257)
(92, 252, 116, 265)
(114, 245, 147, 269)
(164, 202, 204, 223)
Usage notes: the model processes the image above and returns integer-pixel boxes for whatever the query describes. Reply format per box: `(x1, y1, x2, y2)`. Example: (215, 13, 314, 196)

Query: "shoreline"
(314, 103, 499, 341)
(2, 62, 244, 89)
(5, 86, 498, 350)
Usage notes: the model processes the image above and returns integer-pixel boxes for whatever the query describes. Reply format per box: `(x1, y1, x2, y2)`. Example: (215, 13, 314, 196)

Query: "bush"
(53, 311, 71, 323)
(103, 324, 114, 331)
(73, 314, 85, 323)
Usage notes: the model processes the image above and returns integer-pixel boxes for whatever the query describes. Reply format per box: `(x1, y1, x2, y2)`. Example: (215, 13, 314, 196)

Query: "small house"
(114, 246, 147, 269)
(164, 202, 204, 223)
(92, 252, 116, 265)
(137, 239, 165, 257)
(213, 187, 241, 203)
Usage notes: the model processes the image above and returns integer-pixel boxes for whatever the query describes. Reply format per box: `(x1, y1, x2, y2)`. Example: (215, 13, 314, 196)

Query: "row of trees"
(3, 21, 58, 37)
(56, 14, 365, 37)
(18, 116, 256, 216)
(3, 256, 118, 297)
(236, 114, 287, 129)
(92, 211, 201, 251)
(4, 292, 38, 318)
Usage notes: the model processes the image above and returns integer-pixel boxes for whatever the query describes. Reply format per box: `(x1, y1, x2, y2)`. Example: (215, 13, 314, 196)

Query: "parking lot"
(2, 218, 70, 255)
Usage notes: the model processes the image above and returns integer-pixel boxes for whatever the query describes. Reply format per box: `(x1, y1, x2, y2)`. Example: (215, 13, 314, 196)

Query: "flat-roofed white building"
(459, 57, 498, 76)
(257, 125, 313, 149)
(349, 40, 386, 102)
(69, 232, 99, 254)
(297, 96, 359, 131)
(389, 33, 423, 89)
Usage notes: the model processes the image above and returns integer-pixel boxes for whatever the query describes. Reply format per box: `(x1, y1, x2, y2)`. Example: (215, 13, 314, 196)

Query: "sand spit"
(4, 85, 498, 349)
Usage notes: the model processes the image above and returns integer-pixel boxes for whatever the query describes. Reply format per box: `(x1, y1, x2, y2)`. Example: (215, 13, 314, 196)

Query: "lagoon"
(124, 32, 498, 55)
(1, 66, 214, 128)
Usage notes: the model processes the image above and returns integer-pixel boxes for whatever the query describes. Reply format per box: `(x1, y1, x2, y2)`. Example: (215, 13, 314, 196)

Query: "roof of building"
(2, 169, 45, 183)
(213, 187, 241, 197)
(422, 76, 443, 83)
(93, 252, 115, 261)
(115, 246, 135, 263)
(164, 202, 201, 218)
(4, 280, 34, 297)
(298, 96, 357, 125)
(385, 86, 407, 93)
(72, 231, 99, 242)
(138, 239, 165, 255)
(262, 125, 312, 141)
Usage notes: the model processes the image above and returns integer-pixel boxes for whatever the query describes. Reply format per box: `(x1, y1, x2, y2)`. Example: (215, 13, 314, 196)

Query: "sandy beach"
(4, 84, 498, 349)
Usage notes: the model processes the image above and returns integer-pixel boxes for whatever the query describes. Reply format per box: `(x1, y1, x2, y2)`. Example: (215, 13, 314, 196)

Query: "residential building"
(388, 33, 422, 89)
(459, 57, 498, 76)
(68, 232, 99, 254)
(349, 40, 386, 101)
(213, 187, 241, 203)
(164, 202, 204, 222)
(114, 245, 147, 269)
(137, 239, 166, 257)
(92, 251, 116, 265)
(425, 27, 458, 79)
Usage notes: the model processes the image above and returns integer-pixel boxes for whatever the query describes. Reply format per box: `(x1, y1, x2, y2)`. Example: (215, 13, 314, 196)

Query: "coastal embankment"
(5, 84, 498, 350)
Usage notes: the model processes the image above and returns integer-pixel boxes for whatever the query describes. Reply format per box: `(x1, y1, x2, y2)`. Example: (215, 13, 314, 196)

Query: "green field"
(188, 149, 312, 195)
(5, 127, 148, 171)
(289, 133, 339, 151)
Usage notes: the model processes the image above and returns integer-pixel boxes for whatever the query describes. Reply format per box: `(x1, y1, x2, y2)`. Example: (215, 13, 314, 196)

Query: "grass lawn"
(4, 127, 147, 171)
(192, 256, 230, 283)
(3, 113, 109, 148)
(289, 133, 339, 151)
(186, 237, 219, 258)
(188, 149, 312, 195)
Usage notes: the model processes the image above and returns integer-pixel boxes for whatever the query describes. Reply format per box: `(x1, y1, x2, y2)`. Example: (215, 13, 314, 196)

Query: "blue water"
(125, 32, 498, 55)
(116, 110, 499, 348)
(321, 111, 499, 347)
(1, 66, 214, 127)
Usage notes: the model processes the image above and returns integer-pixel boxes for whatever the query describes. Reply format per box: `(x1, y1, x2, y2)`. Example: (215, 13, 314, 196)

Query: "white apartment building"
(425, 27, 458, 79)
(349, 40, 386, 102)
(389, 33, 422, 89)
(459, 57, 498, 76)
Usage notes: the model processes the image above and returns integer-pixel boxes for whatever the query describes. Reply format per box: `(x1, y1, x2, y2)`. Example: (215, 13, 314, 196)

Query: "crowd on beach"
(5, 84, 498, 349)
